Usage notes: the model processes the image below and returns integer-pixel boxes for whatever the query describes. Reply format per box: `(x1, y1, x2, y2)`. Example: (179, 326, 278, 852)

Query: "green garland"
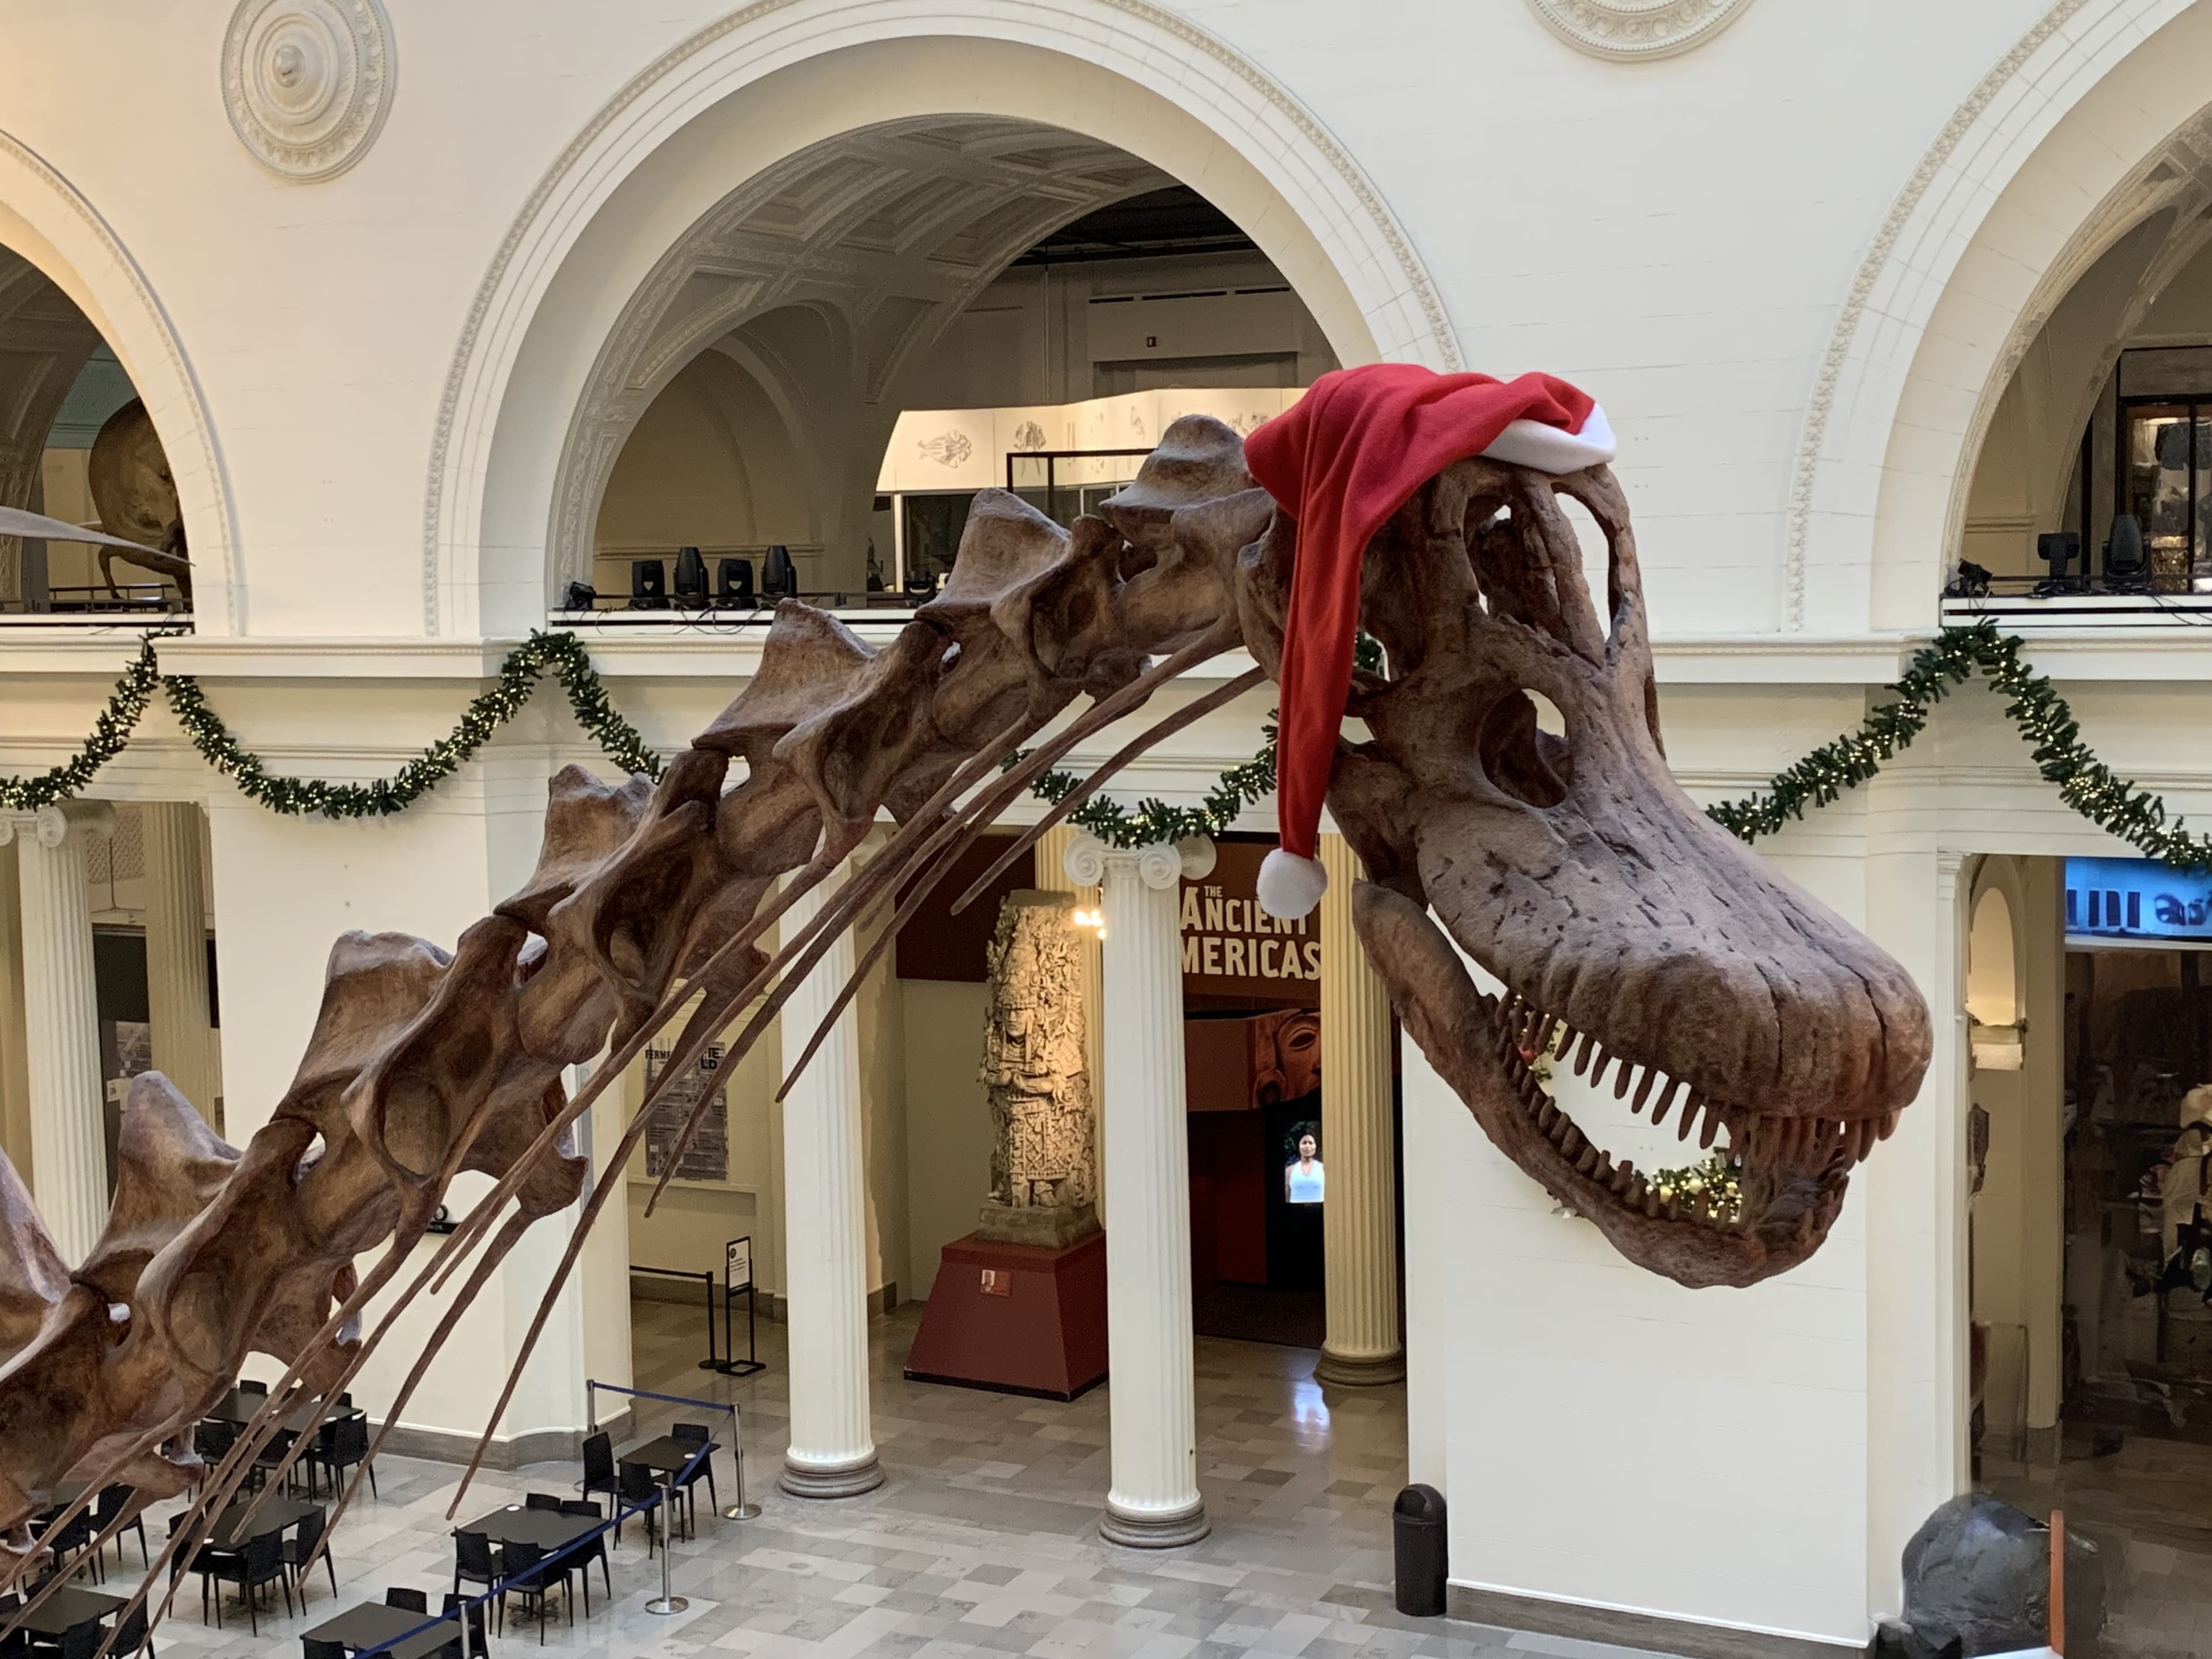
(1018, 725, 1278, 851)
(0, 634, 166, 812)
(1709, 620, 2212, 869)
(8, 618, 2211, 862)
(0, 630, 661, 819)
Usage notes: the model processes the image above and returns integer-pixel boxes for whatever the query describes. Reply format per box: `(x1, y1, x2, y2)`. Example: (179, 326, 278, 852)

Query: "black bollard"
(1392, 1483, 1448, 1616)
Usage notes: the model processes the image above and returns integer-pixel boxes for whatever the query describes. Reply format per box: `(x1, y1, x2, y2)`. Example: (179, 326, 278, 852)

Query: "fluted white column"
(0, 837, 31, 1184)
(1315, 834, 1404, 1386)
(0, 803, 115, 1263)
(778, 864, 882, 1497)
(142, 802, 221, 1123)
(1069, 832, 1211, 1547)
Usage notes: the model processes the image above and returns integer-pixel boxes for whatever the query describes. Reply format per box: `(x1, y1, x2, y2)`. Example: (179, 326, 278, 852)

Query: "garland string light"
(1, 630, 661, 819)
(1707, 620, 2212, 869)
(4, 621, 2209, 861)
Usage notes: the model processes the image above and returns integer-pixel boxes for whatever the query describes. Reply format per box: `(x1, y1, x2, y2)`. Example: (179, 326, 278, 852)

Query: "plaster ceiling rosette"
(1525, 0, 1756, 61)
(221, 0, 394, 180)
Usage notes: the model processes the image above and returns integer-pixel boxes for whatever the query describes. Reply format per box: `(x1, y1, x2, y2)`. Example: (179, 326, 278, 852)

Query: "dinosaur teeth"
(1697, 1099, 1721, 1150)
(1572, 1032, 1599, 1076)
(1654, 1076, 1685, 1126)
(1574, 1146, 1599, 1175)
(1613, 1061, 1636, 1101)
(1631, 1067, 1658, 1115)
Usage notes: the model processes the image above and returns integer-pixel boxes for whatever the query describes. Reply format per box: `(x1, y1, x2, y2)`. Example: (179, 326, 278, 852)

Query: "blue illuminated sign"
(2065, 856, 2212, 944)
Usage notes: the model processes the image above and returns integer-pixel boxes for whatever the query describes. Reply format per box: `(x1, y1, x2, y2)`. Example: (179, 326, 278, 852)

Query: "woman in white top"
(1285, 1130, 1324, 1204)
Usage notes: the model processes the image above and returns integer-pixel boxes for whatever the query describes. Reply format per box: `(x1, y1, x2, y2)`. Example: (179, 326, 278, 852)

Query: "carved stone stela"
(975, 893, 1099, 1250)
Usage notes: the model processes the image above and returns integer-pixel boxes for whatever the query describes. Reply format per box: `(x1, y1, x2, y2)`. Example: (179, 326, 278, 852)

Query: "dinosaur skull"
(1296, 456, 1932, 1287)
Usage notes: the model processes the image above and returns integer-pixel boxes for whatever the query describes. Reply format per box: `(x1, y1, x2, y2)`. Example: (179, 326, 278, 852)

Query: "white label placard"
(725, 1236, 752, 1293)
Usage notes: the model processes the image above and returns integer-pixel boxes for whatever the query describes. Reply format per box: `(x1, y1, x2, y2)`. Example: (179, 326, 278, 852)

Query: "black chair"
(385, 1585, 429, 1613)
(497, 1540, 569, 1646)
(107, 1603, 151, 1658)
(35, 1504, 92, 1582)
(614, 1460, 661, 1555)
(524, 1493, 563, 1512)
(200, 1531, 289, 1635)
(452, 1529, 499, 1604)
(672, 1422, 718, 1529)
(191, 1418, 238, 1477)
(282, 1504, 336, 1601)
(559, 1500, 611, 1603)
(437, 1593, 487, 1659)
(236, 1380, 268, 1396)
(92, 1484, 147, 1574)
(315, 1414, 376, 1500)
(579, 1431, 618, 1508)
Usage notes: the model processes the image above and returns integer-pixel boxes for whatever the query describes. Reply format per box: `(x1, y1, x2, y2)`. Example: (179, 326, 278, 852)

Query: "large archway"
(1785, 0, 2212, 631)
(0, 131, 231, 629)
(429, 9, 1459, 636)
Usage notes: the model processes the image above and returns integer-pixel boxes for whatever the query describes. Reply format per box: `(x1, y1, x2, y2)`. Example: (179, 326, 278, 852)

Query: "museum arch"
(1784, 0, 2212, 630)
(435, 14, 1456, 635)
(0, 132, 230, 627)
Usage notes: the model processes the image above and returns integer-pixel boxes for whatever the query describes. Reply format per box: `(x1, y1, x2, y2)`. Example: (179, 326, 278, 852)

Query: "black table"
(456, 1505, 598, 1552)
(210, 1494, 319, 1548)
(204, 1388, 329, 1437)
(617, 1435, 716, 1476)
(301, 1600, 453, 1659)
(18, 1585, 123, 1640)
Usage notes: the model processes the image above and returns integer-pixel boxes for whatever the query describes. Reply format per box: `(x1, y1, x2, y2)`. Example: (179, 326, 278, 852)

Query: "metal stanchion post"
(646, 1475, 688, 1615)
(723, 1408, 761, 1521)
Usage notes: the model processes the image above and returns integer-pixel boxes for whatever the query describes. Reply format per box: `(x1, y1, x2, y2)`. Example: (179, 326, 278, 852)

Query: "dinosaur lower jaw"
(1471, 991, 1895, 1287)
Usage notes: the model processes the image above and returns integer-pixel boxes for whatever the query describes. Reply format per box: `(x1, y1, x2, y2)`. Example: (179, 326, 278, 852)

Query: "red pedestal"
(903, 1230, 1108, 1400)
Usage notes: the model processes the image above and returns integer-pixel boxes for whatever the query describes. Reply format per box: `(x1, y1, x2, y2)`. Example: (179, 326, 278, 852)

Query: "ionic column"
(142, 802, 221, 1123)
(1315, 834, 1404, 1386)
(777, 863, 882, 1498)
(1067, 832, 1211, 1548)
(0, 803, 116, 1263)
(0, 836, 32, 1183)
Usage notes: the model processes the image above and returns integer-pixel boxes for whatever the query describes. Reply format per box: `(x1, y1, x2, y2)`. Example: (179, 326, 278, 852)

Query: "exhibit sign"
(1180, 839, 1321, 1005)
(2065, 855, 2212, 948)
(642, 1039, 730, 1183)
(725, 1236, 751, 1293)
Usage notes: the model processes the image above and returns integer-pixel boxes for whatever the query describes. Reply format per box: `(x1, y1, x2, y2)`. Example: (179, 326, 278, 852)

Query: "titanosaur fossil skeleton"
(0, 416, 1930, 1644)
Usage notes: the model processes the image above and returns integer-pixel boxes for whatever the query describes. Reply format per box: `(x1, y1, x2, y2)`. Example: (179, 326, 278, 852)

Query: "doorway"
(1973, 853, 2212, 1649)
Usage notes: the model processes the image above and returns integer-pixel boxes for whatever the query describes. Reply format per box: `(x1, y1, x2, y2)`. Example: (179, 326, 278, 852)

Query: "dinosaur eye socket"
(1475, 688, 1571, 808)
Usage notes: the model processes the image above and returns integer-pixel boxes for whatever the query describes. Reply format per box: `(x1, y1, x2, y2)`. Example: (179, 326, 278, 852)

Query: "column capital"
(0, 801, 116, 851)
(1064, 834, 1214, 891)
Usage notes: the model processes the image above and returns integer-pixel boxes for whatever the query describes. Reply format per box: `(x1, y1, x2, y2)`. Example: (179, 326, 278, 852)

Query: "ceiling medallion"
(1524, 0, 1757, 62)
(221, 0, 394, 180)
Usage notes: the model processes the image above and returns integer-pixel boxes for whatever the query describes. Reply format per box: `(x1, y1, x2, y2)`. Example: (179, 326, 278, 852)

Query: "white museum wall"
(0, 1, 2073, 639)
(1404, 833, 1883, 1647)
(204, 750, 594, 1448)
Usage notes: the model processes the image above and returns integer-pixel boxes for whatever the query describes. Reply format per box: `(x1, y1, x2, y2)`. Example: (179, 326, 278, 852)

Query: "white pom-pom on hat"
(1257, 847, 1328, 920)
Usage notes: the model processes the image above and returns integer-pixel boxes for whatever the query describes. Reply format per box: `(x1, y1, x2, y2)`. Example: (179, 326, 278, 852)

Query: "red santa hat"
(1241, 364, 1615, 919)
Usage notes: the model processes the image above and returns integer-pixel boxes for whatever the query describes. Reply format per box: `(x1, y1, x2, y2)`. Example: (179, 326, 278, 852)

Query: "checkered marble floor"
(100, 1302, 1681, 1659)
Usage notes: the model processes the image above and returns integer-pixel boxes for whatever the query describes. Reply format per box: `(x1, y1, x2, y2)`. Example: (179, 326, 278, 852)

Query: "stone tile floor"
(1985, 1427, 2212, 1658)
(87, 1300, 1685, 1659)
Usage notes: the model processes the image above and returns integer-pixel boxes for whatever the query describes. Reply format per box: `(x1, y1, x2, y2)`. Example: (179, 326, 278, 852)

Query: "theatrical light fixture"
(2034, 531, 2080, 596)
(628, 559, 667, 610)
(762, 543, 798, 599)
(2105, 513, 2148, 590)
(560, 579, 597, 611)
(672, 545, 708, 607)
(718, 556, 755, 607)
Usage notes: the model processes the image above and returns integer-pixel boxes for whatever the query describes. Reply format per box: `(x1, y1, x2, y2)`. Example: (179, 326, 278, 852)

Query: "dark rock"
(1898, 1493, 2104, 1658)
